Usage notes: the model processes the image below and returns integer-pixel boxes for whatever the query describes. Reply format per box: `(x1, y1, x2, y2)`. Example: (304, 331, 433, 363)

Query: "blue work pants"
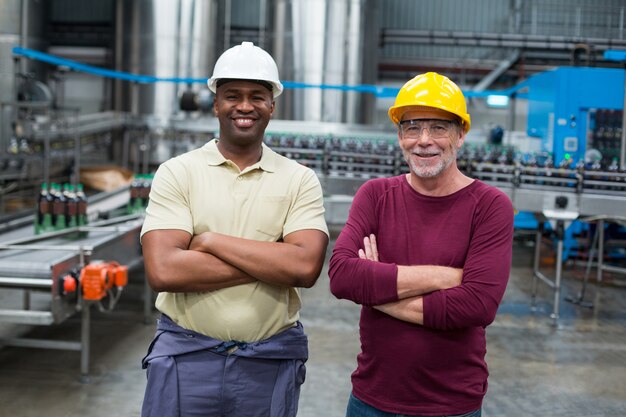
(141, 315, 308, 417)
(346, 393, 481, 417)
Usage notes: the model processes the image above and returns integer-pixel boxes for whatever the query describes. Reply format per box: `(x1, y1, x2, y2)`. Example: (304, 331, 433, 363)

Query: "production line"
(0, 62, 625, 377)
(0, 99, 146, 381)
(0, 186, 148, 380)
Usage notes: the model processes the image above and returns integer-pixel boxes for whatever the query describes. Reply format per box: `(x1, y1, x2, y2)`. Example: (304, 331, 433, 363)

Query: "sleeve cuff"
(370, 262, 399, 305)
(423, 290, 446, 329)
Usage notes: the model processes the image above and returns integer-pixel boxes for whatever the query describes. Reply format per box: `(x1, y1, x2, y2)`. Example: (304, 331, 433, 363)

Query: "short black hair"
(216, 78, 273, 93)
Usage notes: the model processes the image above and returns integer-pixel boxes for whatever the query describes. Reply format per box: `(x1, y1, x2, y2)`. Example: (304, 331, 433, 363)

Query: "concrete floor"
(0, 234, 625, 417)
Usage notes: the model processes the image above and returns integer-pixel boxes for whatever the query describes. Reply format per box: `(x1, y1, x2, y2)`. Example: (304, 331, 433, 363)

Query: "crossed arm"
(358, 234, 463, 325)
(142, 228, 328, 292)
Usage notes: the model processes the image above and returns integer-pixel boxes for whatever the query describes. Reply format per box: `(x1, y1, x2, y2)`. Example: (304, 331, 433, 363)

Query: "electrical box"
(526, 67, 624, 165)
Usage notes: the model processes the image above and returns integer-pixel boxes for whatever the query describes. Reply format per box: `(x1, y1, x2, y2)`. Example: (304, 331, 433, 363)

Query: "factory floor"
(0, 232, 625, 417)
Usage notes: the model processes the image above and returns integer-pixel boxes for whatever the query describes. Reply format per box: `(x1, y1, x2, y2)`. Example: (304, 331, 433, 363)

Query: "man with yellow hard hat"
(329, 72, 514, 417)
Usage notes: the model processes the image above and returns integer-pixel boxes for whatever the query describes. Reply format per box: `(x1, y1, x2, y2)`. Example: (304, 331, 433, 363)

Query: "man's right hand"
(358, 233, 462, 299)
(359, 234, 463, 299)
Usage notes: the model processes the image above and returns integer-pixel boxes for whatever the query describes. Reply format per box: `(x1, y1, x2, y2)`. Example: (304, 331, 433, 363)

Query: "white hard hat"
(208, 41, 283, 98)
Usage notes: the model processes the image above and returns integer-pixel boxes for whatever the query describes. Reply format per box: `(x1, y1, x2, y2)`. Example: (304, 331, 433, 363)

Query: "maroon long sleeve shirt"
(329, 176, 514, 415)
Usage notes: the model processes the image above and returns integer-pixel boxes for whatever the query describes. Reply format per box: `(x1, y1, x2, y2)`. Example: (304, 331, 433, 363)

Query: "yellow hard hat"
(388, 72, 471, 133)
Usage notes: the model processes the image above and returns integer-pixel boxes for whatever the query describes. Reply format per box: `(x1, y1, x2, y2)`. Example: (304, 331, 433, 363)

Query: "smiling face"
(398, 107, 464, 179)
(213, 80, 275, 147)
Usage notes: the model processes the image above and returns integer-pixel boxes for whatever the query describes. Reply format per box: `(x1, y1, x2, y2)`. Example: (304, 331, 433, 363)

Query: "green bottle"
(52, 183, 67, 230)
(138, 174, 151, 210)
(36, 183, 53, 234)
(64, 184, 78, 228)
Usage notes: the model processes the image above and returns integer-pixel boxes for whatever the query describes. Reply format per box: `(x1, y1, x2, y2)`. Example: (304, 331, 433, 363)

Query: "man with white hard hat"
(140, 41, 329, 417)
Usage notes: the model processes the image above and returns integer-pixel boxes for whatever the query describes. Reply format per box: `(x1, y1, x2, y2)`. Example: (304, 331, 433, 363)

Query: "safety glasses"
(399, 119, 458, 140)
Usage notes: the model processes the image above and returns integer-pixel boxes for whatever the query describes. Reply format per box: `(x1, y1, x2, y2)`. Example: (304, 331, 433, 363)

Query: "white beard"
(404, 146, 457, 178)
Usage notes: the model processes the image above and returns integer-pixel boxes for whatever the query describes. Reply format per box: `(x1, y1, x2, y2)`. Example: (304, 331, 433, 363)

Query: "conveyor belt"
(0, 214, 143, 322)
(0, 189, 144, 379)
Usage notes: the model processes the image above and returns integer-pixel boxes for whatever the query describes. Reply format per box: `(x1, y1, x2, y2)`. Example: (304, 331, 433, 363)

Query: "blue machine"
(525, 67, 624, 166)
(520, 67, 625, 259)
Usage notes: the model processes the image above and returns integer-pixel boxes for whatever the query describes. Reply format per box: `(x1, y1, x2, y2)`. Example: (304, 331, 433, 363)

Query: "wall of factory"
(34, 0, 114, 116)
(379, 0, 515, 82)
(379, 0, 625, 84)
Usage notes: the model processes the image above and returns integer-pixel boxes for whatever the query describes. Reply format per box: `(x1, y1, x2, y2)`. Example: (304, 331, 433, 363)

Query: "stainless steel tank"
(0, 0, 46, 148)
(271, 0, 378, 124)
(0, 0, 21, 116)
(115, 0, 218, 119)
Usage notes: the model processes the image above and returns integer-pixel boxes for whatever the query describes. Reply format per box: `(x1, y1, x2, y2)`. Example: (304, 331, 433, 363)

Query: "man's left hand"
(358, 234, 379, 262)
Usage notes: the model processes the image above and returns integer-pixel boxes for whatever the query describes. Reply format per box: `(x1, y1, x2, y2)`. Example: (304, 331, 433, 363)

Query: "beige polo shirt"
(141, 139, 328, 342)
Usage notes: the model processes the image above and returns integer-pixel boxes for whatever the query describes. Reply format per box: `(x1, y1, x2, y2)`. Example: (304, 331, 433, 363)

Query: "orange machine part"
(80, 261, 128, 301)
(63, 275, 77, 293)
(113, 265, 128, 287)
